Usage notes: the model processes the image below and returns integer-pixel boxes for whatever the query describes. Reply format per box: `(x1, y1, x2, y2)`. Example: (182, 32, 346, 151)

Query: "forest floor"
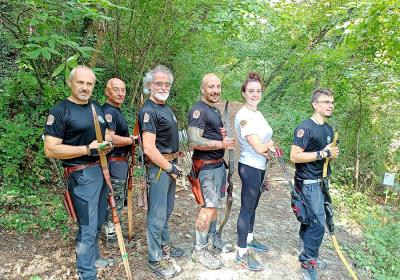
(0, 101, 369, 280)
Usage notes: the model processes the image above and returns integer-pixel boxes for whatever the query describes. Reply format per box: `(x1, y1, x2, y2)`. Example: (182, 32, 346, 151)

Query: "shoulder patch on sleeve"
(105, 114, 112, 122)
(143, 113, 150, 123)
(192, 110, 200, 119)
(296, 128, 305, 138)
(105, 114, 112, 123)
(240, 119, 247, 127)
(46, 115, 54, 125)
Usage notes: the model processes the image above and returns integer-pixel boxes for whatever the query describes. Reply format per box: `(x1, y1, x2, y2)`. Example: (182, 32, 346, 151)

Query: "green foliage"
(0, 2, 398, 278)
(333, 187, 400, 280)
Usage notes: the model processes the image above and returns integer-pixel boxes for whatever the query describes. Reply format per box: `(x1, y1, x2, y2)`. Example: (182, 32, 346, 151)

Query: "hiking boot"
(95, 257, 115, 268)
(235, 251, 264, 271)
(247, 239, 269, 252)
(106, 235, 135, 249)
(162, 243, 185, 258)
(301, 260, 318, 280)
(147, 259, 177, 279)
(106, 235, 118, 248)
(192, 247, 223, 270)
(210, 233, 234, 253)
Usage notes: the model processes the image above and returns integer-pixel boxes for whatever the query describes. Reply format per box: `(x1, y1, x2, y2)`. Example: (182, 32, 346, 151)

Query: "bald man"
(102, 78, 136, 246)
(188, 73, 236, 270)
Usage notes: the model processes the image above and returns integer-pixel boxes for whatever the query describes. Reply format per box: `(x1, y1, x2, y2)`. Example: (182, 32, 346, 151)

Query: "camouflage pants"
(104, 177, 127, 240)
(104, 160, 128, 241)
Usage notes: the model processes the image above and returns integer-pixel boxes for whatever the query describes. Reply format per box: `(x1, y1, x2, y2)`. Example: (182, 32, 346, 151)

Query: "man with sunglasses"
(290, 88, 340, 280)
(138, 65, 184, 279)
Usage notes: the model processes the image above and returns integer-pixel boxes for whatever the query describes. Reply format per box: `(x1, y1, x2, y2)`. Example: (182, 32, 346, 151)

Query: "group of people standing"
(44, 64, 339, 280)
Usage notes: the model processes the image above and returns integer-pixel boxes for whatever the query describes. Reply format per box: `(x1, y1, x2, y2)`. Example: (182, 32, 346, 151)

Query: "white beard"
(154, 92, 169, 102)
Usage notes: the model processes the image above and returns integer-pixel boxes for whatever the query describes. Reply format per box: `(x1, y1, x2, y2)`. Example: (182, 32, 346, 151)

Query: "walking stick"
(91, 105, 132, 280)
(323, 132, 359, 280)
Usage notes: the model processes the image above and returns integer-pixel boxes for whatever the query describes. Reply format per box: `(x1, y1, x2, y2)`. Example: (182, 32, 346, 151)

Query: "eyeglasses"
(316, 100, 335, 105)
(152, 81, 171, 88)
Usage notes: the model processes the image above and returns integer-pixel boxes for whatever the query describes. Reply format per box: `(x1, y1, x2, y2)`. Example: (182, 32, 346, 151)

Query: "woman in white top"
(234, 72, 275, 271)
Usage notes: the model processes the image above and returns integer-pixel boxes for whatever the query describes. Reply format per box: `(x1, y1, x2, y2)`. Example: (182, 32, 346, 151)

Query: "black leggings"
(237, 162, 265, 248)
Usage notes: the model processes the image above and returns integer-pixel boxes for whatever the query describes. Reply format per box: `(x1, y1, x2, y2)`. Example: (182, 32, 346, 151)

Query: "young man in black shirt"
(102, 78, 135, 246)
(139, 65, 183, 279)
(188, 73, 236, 270)
(290, 88, 340, 280)
(44, 65, 113, 280)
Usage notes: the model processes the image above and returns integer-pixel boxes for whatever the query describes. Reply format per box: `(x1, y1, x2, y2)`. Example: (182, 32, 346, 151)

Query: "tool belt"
(145, 152, 180, 165)
(188, 158, 224, 207)
(108, 155, 128, 162)
(63, 161, 99, 178)
(192, 157, 224, 171)
(162, 152, 180, 161)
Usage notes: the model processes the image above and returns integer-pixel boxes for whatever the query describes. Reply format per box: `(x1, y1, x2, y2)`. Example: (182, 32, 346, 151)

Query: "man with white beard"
(138, 65, 184, 279)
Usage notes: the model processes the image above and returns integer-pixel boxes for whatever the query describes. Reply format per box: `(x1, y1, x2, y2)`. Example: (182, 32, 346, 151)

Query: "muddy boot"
(301, 260, 318, 280)
(192, 246, 223, 270)
(147, 259, 177, 279)
(162, 243, 185, 258)
(208, 221, 233, 253)
(210, 232, 234, 253)
(95, 257, 115, 268)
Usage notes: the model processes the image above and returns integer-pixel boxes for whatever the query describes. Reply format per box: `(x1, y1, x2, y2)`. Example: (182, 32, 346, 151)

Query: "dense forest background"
(0, 0, 398, 279)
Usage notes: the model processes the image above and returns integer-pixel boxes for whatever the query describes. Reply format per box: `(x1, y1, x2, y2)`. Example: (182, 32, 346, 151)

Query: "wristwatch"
(324, 149, 331, 158)
(316, 150, 323, 160)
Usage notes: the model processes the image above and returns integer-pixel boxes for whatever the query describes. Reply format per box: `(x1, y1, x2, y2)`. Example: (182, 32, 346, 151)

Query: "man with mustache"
(102, 78, 136, 247)
(44, 65, 113, 280)
(290, 88, 340, 280)
(139, 65, 184, 279)
(188, 73, 236, 270)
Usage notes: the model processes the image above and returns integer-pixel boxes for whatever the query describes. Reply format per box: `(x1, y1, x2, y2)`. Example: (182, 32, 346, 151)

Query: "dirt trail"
(0, 101, 367, 280)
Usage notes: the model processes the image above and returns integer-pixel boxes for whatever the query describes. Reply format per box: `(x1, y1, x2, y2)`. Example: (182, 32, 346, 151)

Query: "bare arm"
(142, 131, 176, 178)
(247, 134, 274, 154)
(290, 145, 318, 163)
(44, 135, 89, 159)
(187, 127, 224, 150)
(108, 130, 134, 147)
(290, 143, 339, 163)
(44, 129, 113, 159)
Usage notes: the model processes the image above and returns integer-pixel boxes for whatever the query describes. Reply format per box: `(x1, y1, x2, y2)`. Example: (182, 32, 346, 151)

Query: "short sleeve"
(188, 106, 206, 130)
(239, 117, 258, 138)
(293, 126, 310, 149)
(139, 108, 157, 134)
(104, 111, 117, 132)
(44, 105, 65, 139)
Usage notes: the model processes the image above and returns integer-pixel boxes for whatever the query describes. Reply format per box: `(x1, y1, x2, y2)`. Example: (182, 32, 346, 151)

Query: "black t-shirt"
(138, 99, 179, 153)
(188, 100, 224, 160)
(292, 118, 334, 179)
(103, 103, 131, 156)
(44, 99, 107, 166)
